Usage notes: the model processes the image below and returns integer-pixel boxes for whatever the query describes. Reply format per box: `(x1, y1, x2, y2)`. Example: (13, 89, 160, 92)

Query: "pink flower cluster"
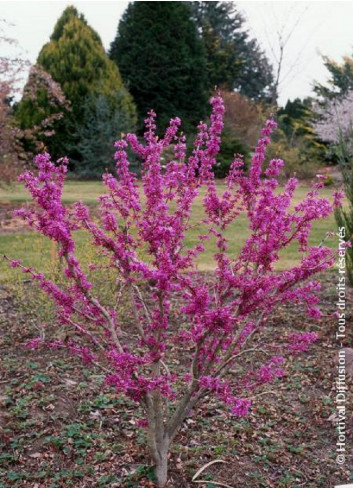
(10, 95, 341, 423)
(287, 332, 319, 353)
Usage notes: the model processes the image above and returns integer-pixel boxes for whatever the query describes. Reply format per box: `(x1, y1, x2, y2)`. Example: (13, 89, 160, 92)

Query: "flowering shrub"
(8, 96, 344, 486)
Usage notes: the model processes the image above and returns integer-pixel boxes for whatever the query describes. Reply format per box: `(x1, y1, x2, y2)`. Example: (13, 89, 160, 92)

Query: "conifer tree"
(314, 54, 353, 98)
(17, 6, 136, 168)
(190, 1, 274, 101)
(75, 92, 134, 178)
(109, 1, 207, 133)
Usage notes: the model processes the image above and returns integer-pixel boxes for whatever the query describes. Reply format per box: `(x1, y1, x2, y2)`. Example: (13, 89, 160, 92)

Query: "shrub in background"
(15, 65, 71, 160)
(266, 127, 321, 181)
(213, 90, 262, 178)
(221, 90, 263, 148)
(8, 96, 344, 486)
(213, 129, 249, 178)
(75, 91, 136, 179)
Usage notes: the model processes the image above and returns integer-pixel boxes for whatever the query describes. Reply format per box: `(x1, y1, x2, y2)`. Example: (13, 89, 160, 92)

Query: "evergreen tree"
(109, 2, 207, 133)
(314, 55, 353, 98)
(278, 98, 319, 144)
(190, 1, 274, 101)
(76, 92, 134, 178)
(17, 6, 136, 165)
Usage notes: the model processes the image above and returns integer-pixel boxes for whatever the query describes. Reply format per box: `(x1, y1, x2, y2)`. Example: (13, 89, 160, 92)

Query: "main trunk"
(148, 432, 170, 487)
(146, 389, 171, 487)
(154, 440, 169, 487)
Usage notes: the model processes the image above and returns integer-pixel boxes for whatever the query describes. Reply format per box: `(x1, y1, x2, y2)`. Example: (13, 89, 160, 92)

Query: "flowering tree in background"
(313, 90, 353, 152)
(8, 96, 344, 486)
(0, 19, 28, 185)
(15, 65, 71, 159)
(0, 20, 71, 185)
(313, 91, 353, 284)
(0, 76, 21, 186)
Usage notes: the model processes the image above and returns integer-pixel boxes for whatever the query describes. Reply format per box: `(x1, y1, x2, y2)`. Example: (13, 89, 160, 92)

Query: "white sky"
(1, 0, 353, 106)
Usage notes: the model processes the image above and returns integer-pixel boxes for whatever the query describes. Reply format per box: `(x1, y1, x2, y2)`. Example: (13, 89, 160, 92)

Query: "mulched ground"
(0, 271, 352, 488)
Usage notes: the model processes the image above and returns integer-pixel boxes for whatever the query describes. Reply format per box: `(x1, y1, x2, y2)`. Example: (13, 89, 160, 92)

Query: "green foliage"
(266, 126, 320, 181)
(38, 6, 134, 117)
(276, 97, 325, 175)
(278, 98, 312, 137)
(213, 129, 249, 178)
(278, 98, 322, 151)
(314, 55, 353, 98)
(109, 1, 207, 133)
(190, 1, 274, 101)
(17, 6, 136, 164)
(14, 66, 71, 158)
(75, 92, 136, 178)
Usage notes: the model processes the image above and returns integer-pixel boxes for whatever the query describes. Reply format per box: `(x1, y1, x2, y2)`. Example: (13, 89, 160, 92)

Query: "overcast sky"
(1, 1, 353, 106)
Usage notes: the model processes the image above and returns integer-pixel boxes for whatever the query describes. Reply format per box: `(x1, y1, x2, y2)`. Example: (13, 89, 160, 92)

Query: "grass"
(0, 181, 105, 205)
(0, 181, 341, 279)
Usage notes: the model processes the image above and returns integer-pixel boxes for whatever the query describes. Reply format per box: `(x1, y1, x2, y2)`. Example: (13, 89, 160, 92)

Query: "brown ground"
(0, 203, 31, 234)
(0, 269, 352, 488)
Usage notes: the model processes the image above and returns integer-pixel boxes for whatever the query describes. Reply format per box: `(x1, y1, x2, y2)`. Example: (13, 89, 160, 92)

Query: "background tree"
(0, 21, 71, 184)
(313, 91, 353, 151)
(278, 97, 324, 157)
(312, 53, 353, 165)
(214, 90, 263, 177)
(190, 1, 274, 101)
(17, 6, 136, 170)
(313, 53, 353, 163)
(75, 92, 136, 178)
(314, 55, 353, 99)
(15, 65, 71, 159)
(313, 90, 353, 283)
(109, 1, 207, 133)
(0, 77, 21, 186)
(0, 20, 28, 185)
(261, 97, 325, 181)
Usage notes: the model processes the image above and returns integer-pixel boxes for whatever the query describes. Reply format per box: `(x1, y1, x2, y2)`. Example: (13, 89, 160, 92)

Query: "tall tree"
(314, 55, 353, 99)
(190, 1, 274, 101)
(109, 1, 207, 133)
(17, 6, 136, 166)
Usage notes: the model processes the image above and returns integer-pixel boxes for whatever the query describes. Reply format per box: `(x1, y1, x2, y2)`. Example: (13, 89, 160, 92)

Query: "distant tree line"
(2, 1, 353, 181)
(10, 2, 276, 178)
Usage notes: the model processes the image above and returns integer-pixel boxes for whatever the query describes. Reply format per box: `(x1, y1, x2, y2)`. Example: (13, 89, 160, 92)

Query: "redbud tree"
(8, 97, 344, 487)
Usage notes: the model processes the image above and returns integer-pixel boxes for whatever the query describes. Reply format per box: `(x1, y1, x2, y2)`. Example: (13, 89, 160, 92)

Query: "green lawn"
(0, 181, 105, 205)
(0, 181, 341, 279)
